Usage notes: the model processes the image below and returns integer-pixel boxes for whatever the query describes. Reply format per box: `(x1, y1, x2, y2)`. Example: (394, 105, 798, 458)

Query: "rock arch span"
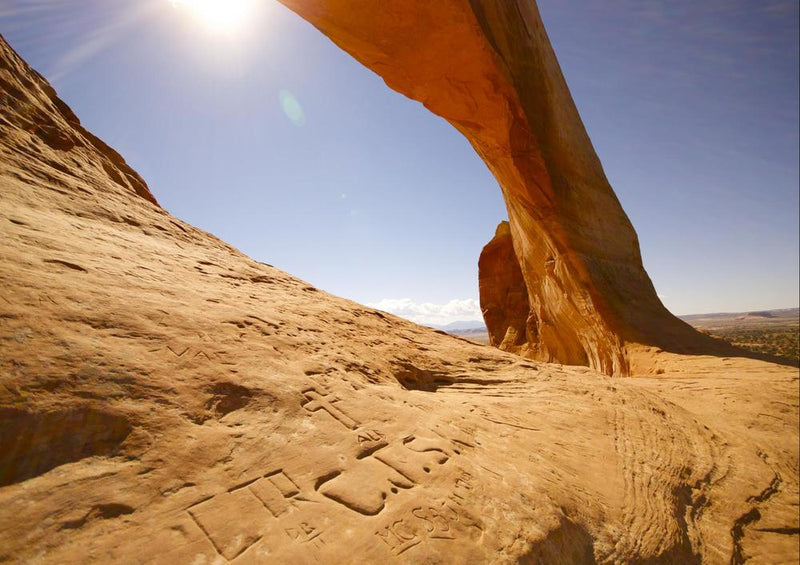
(275, 0, 720, 375)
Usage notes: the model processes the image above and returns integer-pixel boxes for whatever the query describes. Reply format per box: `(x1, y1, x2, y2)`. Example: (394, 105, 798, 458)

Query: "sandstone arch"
(2, 26, 798, 564)
(274, 0, 721, 375)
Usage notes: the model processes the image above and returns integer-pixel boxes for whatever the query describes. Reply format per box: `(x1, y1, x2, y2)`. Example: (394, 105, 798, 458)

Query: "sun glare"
(170, 0, 257, 34)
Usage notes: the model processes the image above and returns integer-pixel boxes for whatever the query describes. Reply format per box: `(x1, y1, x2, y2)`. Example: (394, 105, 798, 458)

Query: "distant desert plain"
(448, 308, 800, 365)
(1, 1, 798, 564)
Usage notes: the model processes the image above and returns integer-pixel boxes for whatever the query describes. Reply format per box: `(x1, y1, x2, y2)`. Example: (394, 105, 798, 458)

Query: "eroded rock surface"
(273, 0, 727, 375)
(1, 31, 798, 565)
(478, 221, 530, 354)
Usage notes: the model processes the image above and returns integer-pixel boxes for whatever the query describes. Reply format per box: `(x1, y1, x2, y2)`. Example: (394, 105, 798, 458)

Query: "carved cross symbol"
(301, 389, 359, 430)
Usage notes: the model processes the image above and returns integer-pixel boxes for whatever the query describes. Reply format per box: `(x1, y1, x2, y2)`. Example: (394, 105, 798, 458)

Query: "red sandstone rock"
(275, 0, 725, 375)
(478, 221, 529, 353)
(1, 21, 798, 565)
(0, 40, 156, 206)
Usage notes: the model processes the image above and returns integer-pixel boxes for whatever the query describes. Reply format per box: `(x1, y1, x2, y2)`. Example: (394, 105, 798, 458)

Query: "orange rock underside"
(276, 0, 723, 375)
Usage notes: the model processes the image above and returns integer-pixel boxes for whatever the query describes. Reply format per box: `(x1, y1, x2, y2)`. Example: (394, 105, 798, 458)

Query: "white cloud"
(367, 298, 483, 326)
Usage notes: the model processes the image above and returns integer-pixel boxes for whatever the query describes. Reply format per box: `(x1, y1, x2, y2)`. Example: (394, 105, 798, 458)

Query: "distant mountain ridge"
(428, 320, 487, 332)
(679, 307, 798, 323)
(436, 308, 799, 337)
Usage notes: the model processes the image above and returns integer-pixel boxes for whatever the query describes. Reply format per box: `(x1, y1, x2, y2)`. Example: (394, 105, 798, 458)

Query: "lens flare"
(170, 0, 257, 34)
(279, 90, 306, 127)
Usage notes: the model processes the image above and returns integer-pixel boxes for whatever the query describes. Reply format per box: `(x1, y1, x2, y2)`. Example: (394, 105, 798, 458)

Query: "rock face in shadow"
(274, 0, 719, 375)
(478, 221, 530, 354)
(0, 407, 132, 487)
(1, 32, 798, 565)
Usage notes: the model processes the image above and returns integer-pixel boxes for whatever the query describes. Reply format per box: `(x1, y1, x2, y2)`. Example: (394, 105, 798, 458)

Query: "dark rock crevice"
(0, 406, 133, 487)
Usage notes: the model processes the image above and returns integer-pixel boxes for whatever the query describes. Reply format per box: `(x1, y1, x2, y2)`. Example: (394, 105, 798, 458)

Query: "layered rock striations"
(0, 40, 156, 207)
(275, 0, 721, 375)
(1, 29, 798, 565)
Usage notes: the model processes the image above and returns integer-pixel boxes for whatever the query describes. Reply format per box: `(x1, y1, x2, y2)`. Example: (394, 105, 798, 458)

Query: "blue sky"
(1, 0, 797, 323)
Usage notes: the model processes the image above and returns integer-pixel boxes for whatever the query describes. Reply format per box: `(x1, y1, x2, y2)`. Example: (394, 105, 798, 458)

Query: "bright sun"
(170, 0, 258, 34)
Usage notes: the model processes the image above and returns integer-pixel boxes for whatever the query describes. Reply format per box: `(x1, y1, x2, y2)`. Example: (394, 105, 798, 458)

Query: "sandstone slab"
(1, 26, 798, 565)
